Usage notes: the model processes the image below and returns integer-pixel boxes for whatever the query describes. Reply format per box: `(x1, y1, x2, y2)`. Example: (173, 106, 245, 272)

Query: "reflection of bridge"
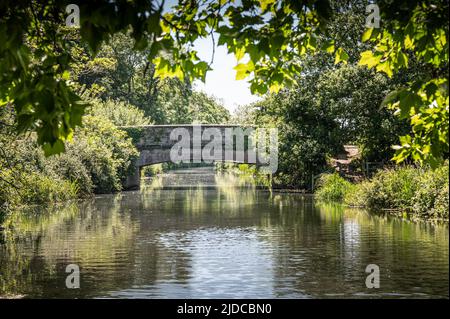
(121, 124, 261, 189)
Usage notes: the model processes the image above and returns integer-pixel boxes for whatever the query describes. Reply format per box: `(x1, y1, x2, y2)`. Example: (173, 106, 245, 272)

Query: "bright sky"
(192, 34, 261, 113)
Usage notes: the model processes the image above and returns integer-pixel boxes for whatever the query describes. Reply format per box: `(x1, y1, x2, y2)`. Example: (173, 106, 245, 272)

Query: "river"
(0, 167, 448, 298)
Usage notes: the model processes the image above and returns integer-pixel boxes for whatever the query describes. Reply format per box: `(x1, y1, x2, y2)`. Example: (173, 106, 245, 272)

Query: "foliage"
(232, 1, 444, 188)
(1, 0, 447, 166)
(236, 64, 411, 187)
(313, 65, 411, 161)
(190, 91, 230, 124)
(0, 168, 78, 212)
(13, 171, 78, 205)
(1, 2, 86, 155)
(358, 1, 449, 166)
(87, 99, 152, 127)
(411, 164, 449, 218)
(352, 167, 423, 210)
(341, 163, 449, 219)
(153, 78, 194, 124)
(0, 103, 139, 211)
(141, 164, 164, 177)
(71, 115, 138, 193)
(315, 173, 355, 203)
(152, 79, 230, 124)
(241, 87, 342, 188)
(75, 33, 231, 125)
(214, 162, 273, 188)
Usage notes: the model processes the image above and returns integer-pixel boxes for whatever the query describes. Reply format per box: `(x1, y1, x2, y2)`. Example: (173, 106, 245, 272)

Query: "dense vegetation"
(225, 0, 448, 221)
(0, 1, 448, 221)
(316, 163, 449, 220)
(0, 31, 230, 215)
(1, 0, 448, 164)
(232, 2, 417, 188)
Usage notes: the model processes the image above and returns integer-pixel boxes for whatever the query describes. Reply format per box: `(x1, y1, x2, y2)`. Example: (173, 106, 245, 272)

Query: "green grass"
(315, 163, 449, 220)
(315, 173, 355, 203)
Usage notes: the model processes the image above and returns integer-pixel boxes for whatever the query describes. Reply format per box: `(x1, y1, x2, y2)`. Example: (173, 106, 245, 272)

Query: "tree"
(1, 0, 448, 165)
(72, 31, 228, 125)
(190, 91, 231, 124)
(315, 65, 411, 161)
(248, 89, 343, 188)
(358, 1, 448, 166)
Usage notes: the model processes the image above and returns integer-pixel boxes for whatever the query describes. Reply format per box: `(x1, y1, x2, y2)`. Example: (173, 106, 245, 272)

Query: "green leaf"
(382, 90, 400, 106)
(259, 0, 276, 11)
(334, 48, 349, 65)
(398, 91, 422, 117)
(361, 28, 374, 42)
(235, 46, 245, 61)
(375, 61, 393, 77)
(321, 40, 335, 53)
(42, 139, 65, 156)
(234, 61, 254, 80)
(359, 50, 381, 68)
(397, 51, 408, 68)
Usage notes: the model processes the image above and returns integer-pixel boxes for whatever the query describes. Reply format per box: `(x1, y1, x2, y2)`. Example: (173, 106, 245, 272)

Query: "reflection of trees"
(1, 182, 448, 298)
(0, 184, 271, 298)
(0, 199, 143, 297)
(266, 199, 449, 298)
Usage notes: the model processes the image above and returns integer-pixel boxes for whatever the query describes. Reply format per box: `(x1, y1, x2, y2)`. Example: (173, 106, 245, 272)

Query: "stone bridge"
(121, 124, 274, 189)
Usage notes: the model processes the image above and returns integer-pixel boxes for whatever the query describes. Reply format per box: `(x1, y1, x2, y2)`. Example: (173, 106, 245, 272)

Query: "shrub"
(18, 172, 78, 205)
(343, 180, 371, 207)
(412, 164, 449, 218)
(142, 164, 164, 177)
(433, 184, 449, 219)
(88, 99, 152, 126)
(45, 151, 94, 196)
(0, 169, 78, 210)
(359, 167, 422, 210)
(0, 101, 140, 211)
(342, 163, 449, 219)
(71, 115, 138, 193)
(315, 173, 355, 202)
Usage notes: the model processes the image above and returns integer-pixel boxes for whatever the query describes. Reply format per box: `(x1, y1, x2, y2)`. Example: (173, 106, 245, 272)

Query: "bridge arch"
(121, 124, 264, 189)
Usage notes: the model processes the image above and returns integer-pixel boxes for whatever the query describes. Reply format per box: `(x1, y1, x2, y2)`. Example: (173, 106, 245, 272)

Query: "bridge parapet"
(121, 124, 255, 151)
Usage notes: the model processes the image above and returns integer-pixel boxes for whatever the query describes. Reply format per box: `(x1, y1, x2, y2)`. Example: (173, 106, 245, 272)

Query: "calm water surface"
(0, 168, 448, 298)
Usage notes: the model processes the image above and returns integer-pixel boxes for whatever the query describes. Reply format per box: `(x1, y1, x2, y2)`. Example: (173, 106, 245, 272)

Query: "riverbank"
(314, 163, 449, 222)
(0, 101, 147, 217)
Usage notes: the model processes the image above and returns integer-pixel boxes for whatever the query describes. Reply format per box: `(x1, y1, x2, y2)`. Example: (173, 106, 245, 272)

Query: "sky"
(192, 34, 261, 114)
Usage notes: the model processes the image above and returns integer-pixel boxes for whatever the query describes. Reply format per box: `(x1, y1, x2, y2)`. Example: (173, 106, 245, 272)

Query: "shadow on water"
(0, 168, 448, 298)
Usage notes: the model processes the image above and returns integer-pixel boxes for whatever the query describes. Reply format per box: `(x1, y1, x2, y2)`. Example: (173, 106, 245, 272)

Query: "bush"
(0, 168, 78, 210)
(342, 163, 449, 219)
(88, 99, 152, 126)
(142, 164, 164, 177)
(18, 172, 78, 205)
(356, 167, 422, 210)
(412, 164, 449, 218)
(433, 184, 449, 219)
(343, 180, 370, 207)
(70, 115, 138, 193)
(44, 150, 94, 196)
(1, 101, 141, 211)
(315, 173, 355, 202)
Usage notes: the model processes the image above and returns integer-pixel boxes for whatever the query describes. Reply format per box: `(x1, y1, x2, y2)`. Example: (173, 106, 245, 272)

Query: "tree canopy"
(0, 0, 448, 165)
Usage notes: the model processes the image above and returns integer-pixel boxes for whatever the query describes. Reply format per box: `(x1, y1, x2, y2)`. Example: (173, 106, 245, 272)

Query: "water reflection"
(0, 169, 448, 298)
